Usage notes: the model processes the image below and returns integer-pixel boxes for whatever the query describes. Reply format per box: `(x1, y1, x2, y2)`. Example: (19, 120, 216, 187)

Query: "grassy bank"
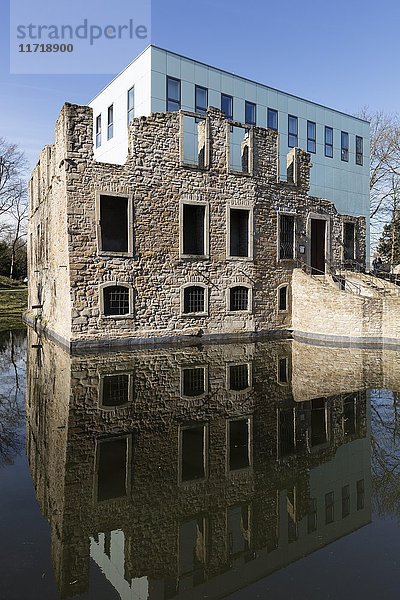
(0, 277, 28, 330)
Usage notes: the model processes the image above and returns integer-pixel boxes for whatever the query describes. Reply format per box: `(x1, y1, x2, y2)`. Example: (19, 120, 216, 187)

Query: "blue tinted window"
(96, 114, 101, 148)
(167, 76, 181, 112)
(325, 126, 333, 158)
(221, 93, 233, 120)
(195, 85, 208, 115)
(267, 108, 278, 131)
(341, 131, 349, 161)
(245, 101, 256, 126)
(356, 136, 363, 165)
(107, 105, 113, 140)
(288, 115, 298, 148)
(307, 121, 316, 153)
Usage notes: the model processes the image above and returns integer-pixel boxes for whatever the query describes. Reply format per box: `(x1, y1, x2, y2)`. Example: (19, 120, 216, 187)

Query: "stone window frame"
(96, 191, 134, 258)
(226, 204, 254, 261)
(98, 370, 134, 411)
(305, 212, 331, 271)
(226, 121, 254, 176)
(180, 282, 209, 317)
(277, 355, 290, 386)
(180, 364, 209, 400)
(277, 211, 297, 262)
(178, 423, 209, 486)
(179, 199, 210, 260)
(226, 362, 253, 394)
(99, 281, 135, 320)
(179, 111, 210, 170)
(93, 434, 133, 504)
(226, 283, 253, 315)
(277, 283, 290, 314)
(226, 415, 253, 474)
(342, 219, 357, 263)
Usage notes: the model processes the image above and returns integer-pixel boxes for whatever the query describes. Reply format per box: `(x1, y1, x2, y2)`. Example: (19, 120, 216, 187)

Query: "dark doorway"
(310, 219, 326, 274)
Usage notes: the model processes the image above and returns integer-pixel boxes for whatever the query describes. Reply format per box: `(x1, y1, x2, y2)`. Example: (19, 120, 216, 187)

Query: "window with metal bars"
(182, 367, 205, 397)
(229, 208, 250, 257)
(343, 222, 355, 261)
(102, 374, 130, 408)
(279, 214, 295, 259)
(229, 364, 249, 391)
(229, 286, 249, 311)
(183, 286, 205, 314)
(103, 285, 130, 316)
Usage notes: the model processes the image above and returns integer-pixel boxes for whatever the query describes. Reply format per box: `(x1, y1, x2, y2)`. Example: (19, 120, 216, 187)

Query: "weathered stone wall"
(27, 105, 366, 348)
(26, 333, 371, 598)
(292, 269, 400, 343)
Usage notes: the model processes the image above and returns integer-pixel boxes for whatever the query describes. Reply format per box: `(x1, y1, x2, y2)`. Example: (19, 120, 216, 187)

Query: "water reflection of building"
(26, 331, 373, 600)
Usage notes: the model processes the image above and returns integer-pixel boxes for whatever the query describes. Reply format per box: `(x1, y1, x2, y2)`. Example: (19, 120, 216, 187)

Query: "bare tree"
(357, 109, 400, 250)
(8, 183, 28, 279)
(0, 138, 27, 224)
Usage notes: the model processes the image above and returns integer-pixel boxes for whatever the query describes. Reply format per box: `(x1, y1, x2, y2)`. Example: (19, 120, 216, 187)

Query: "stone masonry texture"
(27, 104, 367, 349)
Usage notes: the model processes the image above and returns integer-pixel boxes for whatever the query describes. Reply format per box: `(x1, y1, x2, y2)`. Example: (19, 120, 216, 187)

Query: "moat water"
(1, 328, 400, 600)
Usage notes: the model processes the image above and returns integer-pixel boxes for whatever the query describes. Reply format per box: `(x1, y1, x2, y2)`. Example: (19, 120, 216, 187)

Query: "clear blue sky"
(1, 0, 399, 168)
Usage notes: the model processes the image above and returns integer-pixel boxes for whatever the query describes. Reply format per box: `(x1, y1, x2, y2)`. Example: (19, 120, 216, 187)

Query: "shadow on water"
(1, 329, 400, 599)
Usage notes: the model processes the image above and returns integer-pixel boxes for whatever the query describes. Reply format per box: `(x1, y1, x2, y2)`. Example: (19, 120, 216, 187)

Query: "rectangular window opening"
(229, 286, 249, 311)
(267, 108, 278, 131)
(356, 136, 363, 165)
(96, 114, 102, 148)
(278, 286, 288, 311)
(229, 125, 251, 173)
(279, 408, 295, 457)
(181, 426, 205, 482)
(182, 203, 206, 255)
(107, 104, 113, 140)
(99, 194, 129, 253)
(341, 131, 349, 161)
(325, 491, 334, 524)
(279, 214, 295, 259)
(183, 286, 205, 314)
(343, 222, 356, 261)
(229, 364, 249, 391)
(221, 93, 233, 120)
(167, 76, 181, 112)
(230, 208, 250, 257)
(182, 367, 206, 397)
(307, 498, 317, 533)
(101, 373, 130, 408)
(288, 115, 298, 148)
(342, 485, 350, 518)
(245, 101, 256, 126)
(195, 85, 208, 116)
(97, 437, 128, 502)
(278, 357, 289, 384)
(307, 121, 316, 154)
(228, 504, 251, 558)
(229, 418, 251, 470)
(127, 86, 134, 125)
(181, 114, 207, 168)
(325, 126, 333, 158)
(357, 479, 365, 510)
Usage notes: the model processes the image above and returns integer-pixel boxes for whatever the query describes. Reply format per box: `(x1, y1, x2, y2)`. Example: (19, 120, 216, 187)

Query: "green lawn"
(0, 287, 28, 330)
